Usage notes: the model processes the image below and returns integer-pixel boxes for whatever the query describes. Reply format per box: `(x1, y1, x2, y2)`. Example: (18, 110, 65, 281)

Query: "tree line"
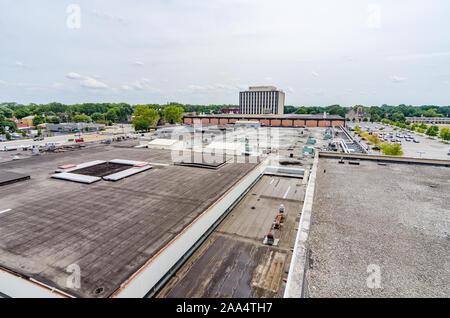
(1, 102, 449, 133)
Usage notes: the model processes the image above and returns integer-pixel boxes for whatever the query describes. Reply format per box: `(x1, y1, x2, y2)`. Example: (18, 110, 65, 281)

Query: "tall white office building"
(239, 86, 285, 115)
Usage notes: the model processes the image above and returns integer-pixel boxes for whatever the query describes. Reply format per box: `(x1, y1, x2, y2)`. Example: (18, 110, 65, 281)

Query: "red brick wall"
(318, 120, 331, 127)
(282, 119, 293, 127)
(332, 120, 345, 127)
(185, 117, 344, 128)
(270, 119, 281, 127)
(294, 120, 305, 126)
(260, 119, 270, 126)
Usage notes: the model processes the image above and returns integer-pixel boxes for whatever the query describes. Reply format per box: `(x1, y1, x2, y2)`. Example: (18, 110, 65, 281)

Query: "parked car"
(33, 136, 44, 141)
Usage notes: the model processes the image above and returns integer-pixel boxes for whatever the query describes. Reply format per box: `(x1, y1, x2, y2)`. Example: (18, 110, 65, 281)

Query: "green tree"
(0, 105, 14, 118)
(91, 112, 104, 122)
(72, 114, 92, 123)
(164, 106, 184, 124)
(423, 109, 438, 117)
(33, 115, 45, 126)
(105, 108, 119, 122)
(380, 143, 403, 156)
(5, 132, 11, 140)
(439, 128, 450, 140)
(295, 107, 308, 114)
(132, 105, 160, 128)
(14, 107, 32, 119)
(371, 114, 381, 122)
(2, 119, 17, 132)
(133, 119, 150, 131)
(425, 125, 439, 137)
(390, 112, 405, 122)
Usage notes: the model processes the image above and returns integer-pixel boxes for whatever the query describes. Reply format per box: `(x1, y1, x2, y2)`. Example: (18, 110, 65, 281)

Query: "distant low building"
(6, 118, 19, 123)
(406, 116, 450, 125)
(183, 113, 345, 127)
(46, 123, 106, 133)
(221, 108, 240, 114)
(16, 124, 31, 131)
(345, 107, 371, 122)
(21, 116, 35, 127)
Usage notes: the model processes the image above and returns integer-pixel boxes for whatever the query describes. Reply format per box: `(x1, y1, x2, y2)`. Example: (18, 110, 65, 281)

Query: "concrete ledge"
(319, 151, 450, 167)
(284, 151, 319, 298)
(51, 172, 101, 184)
(0, 268, 70, 298)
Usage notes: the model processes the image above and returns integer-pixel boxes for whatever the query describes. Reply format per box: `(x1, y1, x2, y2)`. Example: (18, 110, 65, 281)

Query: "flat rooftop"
(0, 144, 258, 298)
(157, 175, 306, 298)
(306, 158, 450, 297)
(184, 114, 344, 120)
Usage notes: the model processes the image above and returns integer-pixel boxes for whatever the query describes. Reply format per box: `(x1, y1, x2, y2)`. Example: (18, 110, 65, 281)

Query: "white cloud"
(131, 78, 150, 90)
(367, 4, 381, 29)
(311, 71, 320, 78)
(14, 61, 28, 68)
(66, 72, 82, 80)
(51, 82, 64, 88)
(121, 78, 161, 93)
(134, 61, 144, 66)
(80, 77, 108, 89)
(386, 52, 450, 62)
(185, 83, 235, 92)
(390, 75, 408, 83)
(0, 80, 6, 85)
(90, 10, 127, 25)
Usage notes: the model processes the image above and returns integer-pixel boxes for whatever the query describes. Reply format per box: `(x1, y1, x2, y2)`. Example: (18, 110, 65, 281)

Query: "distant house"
(345, 107, 371, 122)
(21, 115, 35, 127)
(221, 108, 240, 114)
(16, 124, 31, 131)
(6, 118, 19, 123)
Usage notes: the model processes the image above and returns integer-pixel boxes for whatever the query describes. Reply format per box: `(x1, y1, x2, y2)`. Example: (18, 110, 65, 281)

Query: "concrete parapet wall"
(319, 151, 450, 167)
(284, 151, 319, 298)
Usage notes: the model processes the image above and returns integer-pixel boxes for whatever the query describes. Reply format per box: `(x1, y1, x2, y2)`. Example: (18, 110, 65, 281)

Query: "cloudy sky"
(1, 0, 449, 106)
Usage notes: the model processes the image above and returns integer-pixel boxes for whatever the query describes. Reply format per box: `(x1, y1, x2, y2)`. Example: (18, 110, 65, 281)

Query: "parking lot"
(347, 122, 450, 160)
